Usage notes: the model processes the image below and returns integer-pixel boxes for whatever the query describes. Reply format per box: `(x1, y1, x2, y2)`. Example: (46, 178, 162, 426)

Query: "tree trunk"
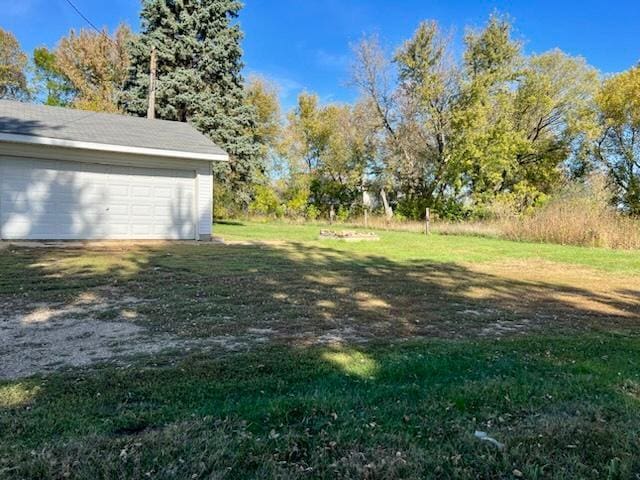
(380, 189, 393, 219)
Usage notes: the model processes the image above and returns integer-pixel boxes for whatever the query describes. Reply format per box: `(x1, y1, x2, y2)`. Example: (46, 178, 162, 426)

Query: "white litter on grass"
(474, 431, 505, 450)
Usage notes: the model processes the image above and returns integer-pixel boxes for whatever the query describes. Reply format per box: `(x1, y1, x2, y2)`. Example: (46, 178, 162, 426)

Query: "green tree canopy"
(244, 75, 281, 160)
(281, 92, 375, 213)
(32, 47, 76, 106)
(349, 14, 602, 219)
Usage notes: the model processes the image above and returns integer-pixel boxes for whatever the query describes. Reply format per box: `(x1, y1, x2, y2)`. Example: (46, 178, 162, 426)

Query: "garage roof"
(0, 100, 228, 161)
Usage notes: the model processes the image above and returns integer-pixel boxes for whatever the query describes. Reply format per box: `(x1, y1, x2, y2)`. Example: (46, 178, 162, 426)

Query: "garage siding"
(0, 147, 213, 240)
(197, 165, 213, 238)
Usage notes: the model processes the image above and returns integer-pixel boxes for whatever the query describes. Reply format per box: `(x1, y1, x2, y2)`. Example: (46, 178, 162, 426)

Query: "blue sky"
(3, 0, 639, 109)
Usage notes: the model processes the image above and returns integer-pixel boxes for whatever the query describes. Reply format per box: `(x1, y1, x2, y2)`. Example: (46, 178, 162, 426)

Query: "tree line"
(277, 16, 640, 220)
(1, 4, 639, 220)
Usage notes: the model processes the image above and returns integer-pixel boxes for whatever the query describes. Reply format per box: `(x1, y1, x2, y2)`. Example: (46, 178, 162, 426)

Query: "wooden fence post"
(425, 208, 431, 235)
(364, 209, 369, 228)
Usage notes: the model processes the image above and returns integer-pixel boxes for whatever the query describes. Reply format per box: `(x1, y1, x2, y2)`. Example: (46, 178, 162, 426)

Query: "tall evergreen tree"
(121, 0, 260, 207)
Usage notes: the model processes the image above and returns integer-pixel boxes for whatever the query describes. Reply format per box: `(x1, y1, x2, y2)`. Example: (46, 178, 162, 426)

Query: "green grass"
(214, 220, 640, 273)
(3, 337, 640, 479)
(1, 221, 640, 479)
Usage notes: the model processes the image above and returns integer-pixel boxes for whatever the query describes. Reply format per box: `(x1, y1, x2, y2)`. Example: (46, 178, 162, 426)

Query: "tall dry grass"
(345, 216, 502, 236)
(431, 220, 504, 238)
(347, 216, 425, 233)
(502, 182, 640, 249)
(429, 177, 640, 249)
(238, 213, 431, 234)
(355, 177, 640, 249)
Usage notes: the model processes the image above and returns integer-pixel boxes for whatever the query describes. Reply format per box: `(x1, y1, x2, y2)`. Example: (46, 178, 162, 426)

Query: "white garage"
(0, 100, 228, 240)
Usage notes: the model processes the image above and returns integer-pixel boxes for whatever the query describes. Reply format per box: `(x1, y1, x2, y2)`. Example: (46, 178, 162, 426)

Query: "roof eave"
(0, 132, 229, 162)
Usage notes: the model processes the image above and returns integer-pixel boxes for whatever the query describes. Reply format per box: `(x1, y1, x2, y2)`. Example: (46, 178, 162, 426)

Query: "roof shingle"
(0, 100, 227, 159)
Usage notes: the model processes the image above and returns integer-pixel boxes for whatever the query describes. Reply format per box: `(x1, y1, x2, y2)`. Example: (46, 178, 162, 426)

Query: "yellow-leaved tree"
(596, 65, 640, 215)
(0, 28, 28, 100)
(55, 24, 132, 112)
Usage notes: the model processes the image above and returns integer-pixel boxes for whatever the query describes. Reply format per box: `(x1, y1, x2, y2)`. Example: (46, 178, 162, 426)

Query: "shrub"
(305, 204, 320, 221)
(395, 196, 430, 220)
(214, 185, 239, 219)
(485, 182, 550, 219)
(249, 185, 281, 217)
(286, 193, 308, 218)
(396, 196, 468, 221)
(309, 178, 359, 215)
(283, 177, 310, 218)
(393, 211, 408, 222)
(336, 205, 350, 222)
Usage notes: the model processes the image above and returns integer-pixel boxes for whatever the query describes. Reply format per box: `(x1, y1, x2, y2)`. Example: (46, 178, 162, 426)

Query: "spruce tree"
(121, 0, 261, 206)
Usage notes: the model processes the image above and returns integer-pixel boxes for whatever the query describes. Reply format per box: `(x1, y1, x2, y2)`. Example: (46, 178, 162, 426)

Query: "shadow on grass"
(2, 239, 640, 341)
(213, 219, 247, 226)
(2, 240, 640, 477)
(137, 241, 639, 340)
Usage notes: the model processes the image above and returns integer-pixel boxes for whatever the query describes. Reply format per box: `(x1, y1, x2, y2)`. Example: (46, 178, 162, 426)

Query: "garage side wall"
(197, 165, 213, 240)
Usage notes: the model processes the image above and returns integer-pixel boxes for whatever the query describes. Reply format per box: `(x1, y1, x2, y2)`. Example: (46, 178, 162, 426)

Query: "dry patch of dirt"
(0, 289, 370, 380)
(0, 288, 281, 380)
(0, 293, 203, 380)
(478, 319, 533, 337)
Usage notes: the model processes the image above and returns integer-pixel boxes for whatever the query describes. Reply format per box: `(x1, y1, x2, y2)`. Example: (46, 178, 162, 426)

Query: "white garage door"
(0, 157, 196, 240)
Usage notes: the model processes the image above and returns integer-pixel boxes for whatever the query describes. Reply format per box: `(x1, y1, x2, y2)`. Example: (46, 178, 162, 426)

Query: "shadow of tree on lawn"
(2, 239, 640, 477)
(3, 239, 638, 343)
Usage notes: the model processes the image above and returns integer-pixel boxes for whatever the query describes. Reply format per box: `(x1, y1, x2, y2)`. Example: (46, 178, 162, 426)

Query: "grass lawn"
(1, 221, 640, 479)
